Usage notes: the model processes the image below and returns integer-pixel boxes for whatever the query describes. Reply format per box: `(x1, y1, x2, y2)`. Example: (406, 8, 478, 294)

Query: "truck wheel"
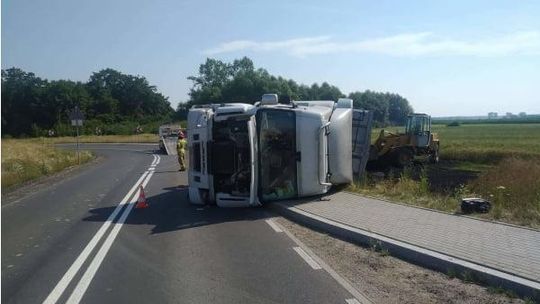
(393, 149, 413, 167)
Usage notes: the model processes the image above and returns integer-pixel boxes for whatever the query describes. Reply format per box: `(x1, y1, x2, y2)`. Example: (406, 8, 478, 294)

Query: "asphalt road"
(2, 144, 361, 304)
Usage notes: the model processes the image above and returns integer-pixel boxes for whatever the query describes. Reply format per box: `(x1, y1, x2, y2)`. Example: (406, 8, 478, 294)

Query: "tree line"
(183, 57, 413, 126)
(2, 68, 174, 137)
(2, 57, 414, 137)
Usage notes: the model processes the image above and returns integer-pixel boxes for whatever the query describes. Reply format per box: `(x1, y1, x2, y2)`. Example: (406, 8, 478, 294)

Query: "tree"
(1, 68, 47, 136)
(1, 67, 174, 137)
(186, 57, 413, 127)
(348, 90, 413, 126)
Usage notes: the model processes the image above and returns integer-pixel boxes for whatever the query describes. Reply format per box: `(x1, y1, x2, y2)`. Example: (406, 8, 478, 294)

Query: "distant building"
(488, 112, 498, 119)
(519, 112, 527, 117)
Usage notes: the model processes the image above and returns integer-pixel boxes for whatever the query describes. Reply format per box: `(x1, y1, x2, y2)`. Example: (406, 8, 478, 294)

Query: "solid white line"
(65, 171, 155, 304)
(346, 299, 361, 304)
(151, 154, 157, 165)
(42, 170, 149, 304)
(293, 247, 322, 270)
(265, 219, 283, 233)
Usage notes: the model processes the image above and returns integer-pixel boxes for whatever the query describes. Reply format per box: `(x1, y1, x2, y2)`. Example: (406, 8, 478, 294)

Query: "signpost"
(69, 106, 85, 164)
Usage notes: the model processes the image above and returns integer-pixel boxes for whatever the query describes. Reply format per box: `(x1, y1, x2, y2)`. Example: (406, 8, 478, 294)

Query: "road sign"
(68, 106, 85, 126)
(68, 106, 85, 164)
(71, 119, 83, 127)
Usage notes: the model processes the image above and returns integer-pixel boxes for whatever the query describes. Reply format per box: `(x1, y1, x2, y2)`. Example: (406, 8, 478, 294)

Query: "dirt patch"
(366, 161, 480, 195)
(276, 217, 524, 304)
(426, 163, 480, 193)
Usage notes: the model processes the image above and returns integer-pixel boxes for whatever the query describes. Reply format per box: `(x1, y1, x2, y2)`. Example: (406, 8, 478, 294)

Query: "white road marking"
(65, 171, 155, 304)
(43, 155, 158, 304)
(265, 219, 283, 233)
(346, 299, 362, 304)
(273, 219, 372, 304)
(293, 247, 322, 270)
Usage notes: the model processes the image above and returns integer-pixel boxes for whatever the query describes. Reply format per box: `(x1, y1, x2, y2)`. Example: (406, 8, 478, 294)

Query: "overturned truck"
(187, 94, 371, 207)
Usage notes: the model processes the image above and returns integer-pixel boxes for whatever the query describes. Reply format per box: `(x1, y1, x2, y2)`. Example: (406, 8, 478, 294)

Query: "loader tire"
(393, 148, 413, 167)
(429, 144, 440, 164)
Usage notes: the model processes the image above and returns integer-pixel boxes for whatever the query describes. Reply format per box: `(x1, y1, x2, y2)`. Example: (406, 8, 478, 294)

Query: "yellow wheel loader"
(368, 113, 439, 167)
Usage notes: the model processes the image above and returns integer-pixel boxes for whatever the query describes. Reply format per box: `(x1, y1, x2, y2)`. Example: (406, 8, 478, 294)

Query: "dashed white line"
(265, 219, 283, 233)
(292, 247, 322, 270)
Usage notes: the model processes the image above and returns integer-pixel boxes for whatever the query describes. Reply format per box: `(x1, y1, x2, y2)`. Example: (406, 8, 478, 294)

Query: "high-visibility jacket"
(177, 139, 187, 154)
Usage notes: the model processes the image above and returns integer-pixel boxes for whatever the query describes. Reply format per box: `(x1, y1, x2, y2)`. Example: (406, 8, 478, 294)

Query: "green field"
(372, 123, 540, 162)
(432, 123, 540, 162)
(363, 123, 540, 228)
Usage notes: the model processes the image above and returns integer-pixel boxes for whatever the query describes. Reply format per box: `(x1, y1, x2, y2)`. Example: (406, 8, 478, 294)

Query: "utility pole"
(76, 123, 80, 164)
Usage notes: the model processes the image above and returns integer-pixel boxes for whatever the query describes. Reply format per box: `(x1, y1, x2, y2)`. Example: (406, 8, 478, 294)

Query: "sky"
(2, 0, 540, 116)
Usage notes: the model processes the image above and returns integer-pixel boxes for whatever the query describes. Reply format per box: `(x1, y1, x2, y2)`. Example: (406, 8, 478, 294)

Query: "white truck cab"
(187, 94, 360, 207)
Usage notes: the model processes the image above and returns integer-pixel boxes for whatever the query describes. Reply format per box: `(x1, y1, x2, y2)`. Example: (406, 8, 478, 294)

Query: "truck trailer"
(187, 94, 371, 207)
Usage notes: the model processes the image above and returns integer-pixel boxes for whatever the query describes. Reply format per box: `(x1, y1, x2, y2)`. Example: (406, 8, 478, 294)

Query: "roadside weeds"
(2, 139, 95, 189)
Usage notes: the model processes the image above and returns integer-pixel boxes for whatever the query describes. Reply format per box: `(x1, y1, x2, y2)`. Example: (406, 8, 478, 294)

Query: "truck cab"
(187, 94, 360, 207)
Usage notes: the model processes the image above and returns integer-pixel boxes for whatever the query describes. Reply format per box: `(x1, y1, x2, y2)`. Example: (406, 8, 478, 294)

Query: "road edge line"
(272, 218, 373, 304)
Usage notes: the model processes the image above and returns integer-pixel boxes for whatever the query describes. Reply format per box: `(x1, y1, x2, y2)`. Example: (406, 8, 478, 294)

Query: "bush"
(447, 121, 460, 127)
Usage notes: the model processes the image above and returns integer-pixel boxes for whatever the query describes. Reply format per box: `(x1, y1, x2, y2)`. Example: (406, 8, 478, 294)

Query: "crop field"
(361, 123, 540, 228)
(1, 139, 94, 189)
(432, 123, 540, 162)
(372, 123, 540, 162)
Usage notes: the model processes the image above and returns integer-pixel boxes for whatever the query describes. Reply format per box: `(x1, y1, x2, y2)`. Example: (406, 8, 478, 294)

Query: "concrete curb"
(271, 202, 540, 301)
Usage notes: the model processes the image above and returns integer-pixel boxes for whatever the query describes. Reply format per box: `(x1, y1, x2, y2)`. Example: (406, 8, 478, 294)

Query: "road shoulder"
(275, 217, 524, 304)
(1, 156, 104, 208)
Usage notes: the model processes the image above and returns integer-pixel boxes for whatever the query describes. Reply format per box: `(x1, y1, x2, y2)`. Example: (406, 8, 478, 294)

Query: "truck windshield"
(256, 109, 298, 201)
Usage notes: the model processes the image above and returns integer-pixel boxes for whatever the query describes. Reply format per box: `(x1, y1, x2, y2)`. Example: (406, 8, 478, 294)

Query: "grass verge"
(44, 133, 159, 144)
(2, 139, 94, 189)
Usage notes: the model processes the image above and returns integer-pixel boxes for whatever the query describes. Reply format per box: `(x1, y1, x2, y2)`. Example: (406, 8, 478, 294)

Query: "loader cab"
(405, 114, 431, 147)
